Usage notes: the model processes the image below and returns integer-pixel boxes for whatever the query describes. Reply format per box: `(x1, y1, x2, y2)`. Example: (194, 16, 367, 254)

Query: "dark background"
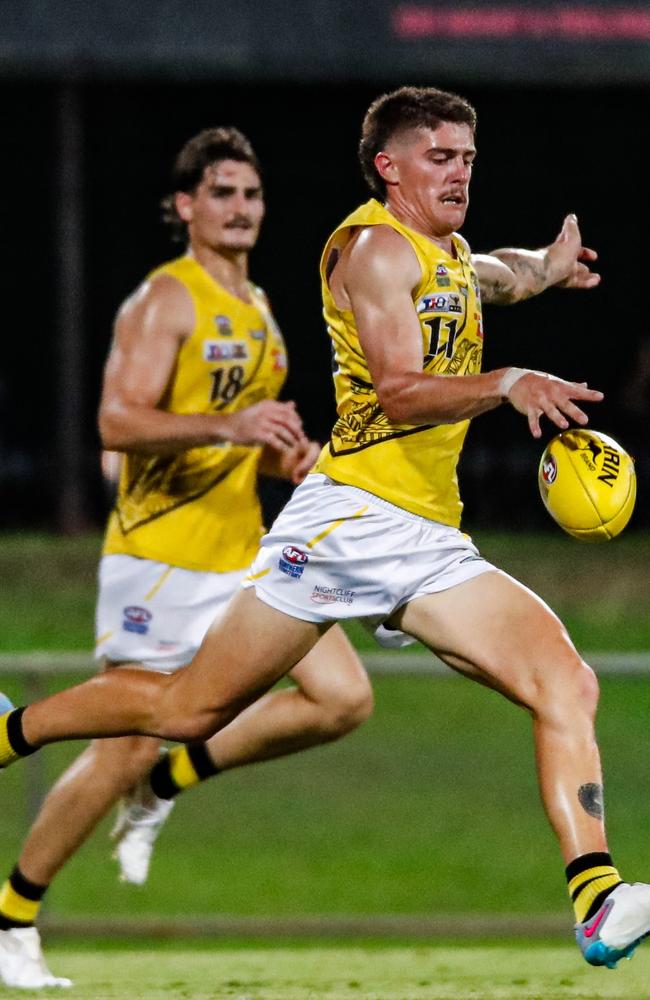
(1, 1, 648, 531)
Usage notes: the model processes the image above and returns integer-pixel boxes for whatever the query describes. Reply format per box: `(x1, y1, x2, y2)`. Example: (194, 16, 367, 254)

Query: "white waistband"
(308, 474, 455, 529)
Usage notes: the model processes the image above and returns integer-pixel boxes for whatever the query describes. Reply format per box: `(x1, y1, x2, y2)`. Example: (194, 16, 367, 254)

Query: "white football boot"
(576, 882, 650, 968)
(0, 926, 72, 989)
(111, 778, 175, 885)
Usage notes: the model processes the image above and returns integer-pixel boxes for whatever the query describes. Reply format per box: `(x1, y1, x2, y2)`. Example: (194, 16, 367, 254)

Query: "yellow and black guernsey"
(314, 199, 484, 526)
(103, 256, 287, 573)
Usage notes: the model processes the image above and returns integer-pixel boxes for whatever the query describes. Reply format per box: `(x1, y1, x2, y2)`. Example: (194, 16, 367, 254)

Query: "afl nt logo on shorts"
(278, 546, 309, 579)
(122, 606, 152, 635)
(541, 455, 558, 485)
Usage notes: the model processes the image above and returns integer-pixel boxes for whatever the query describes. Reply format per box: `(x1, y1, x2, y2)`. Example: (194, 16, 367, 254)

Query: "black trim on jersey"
(328, 422, 436, 458)
(349, 374, 374, 391)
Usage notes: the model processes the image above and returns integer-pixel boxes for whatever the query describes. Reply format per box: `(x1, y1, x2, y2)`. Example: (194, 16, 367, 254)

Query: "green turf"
(2, 675, 650, 919)
(0, 534, 100, 651)
(3, 941, 650, 999)
(1, 532, 649, 926)
(1, 530, 649, 653)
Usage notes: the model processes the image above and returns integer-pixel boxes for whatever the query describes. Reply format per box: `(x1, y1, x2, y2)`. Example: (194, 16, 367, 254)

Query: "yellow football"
(538, 429, 636, 542)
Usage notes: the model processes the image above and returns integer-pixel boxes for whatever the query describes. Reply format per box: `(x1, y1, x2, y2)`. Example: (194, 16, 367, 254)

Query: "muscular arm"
(473, 214, 601, 305)
(99, 274, 304, 455)
(341, 225, 602, 437)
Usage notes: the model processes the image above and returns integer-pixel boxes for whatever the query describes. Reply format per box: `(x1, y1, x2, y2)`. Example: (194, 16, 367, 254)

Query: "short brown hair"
(359, 86, 477, 199)
(162, 126, 261, 241)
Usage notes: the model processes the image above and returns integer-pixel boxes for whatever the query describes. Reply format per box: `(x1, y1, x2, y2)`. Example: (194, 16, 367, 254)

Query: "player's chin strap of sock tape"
(498, 367, 529, 399)
(0, 708, 38, 766)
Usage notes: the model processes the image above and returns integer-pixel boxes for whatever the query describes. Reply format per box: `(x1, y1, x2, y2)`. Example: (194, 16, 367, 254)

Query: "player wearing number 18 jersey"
(102, 255, 289, 579)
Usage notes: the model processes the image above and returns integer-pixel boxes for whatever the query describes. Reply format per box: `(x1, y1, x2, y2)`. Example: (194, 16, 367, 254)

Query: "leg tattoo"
(578, 783, 604, 819)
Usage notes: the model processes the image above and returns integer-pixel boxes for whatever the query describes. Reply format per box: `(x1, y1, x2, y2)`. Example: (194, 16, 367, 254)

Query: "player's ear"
(175, 191, 193, 224)
(374, 151, 399, 188)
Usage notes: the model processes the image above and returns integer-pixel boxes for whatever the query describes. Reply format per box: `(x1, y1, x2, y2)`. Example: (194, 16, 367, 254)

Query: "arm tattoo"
(507, 253, 550, 298)
(578, 782, 604, 819)
(479, 277, 517, 305)
(483, 249, 552, 304)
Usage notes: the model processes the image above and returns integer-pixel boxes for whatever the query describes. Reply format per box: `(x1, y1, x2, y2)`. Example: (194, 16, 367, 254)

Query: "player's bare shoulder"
(334, 225, 421, 306)
(116, 271, 195, 344)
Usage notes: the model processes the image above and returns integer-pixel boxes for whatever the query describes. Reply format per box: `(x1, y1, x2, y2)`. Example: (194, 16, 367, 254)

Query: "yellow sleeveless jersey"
(103, 255, 287, 573)
(314, 199, 484, 526)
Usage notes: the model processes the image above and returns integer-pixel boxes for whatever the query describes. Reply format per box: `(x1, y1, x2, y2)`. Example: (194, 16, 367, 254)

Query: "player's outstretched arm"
(99, 275, 304, 455)
(473, 214, 601, 304)
(343, 226, 603, 435)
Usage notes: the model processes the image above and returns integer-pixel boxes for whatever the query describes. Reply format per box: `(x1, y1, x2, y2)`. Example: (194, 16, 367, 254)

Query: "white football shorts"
(242, 473, 496, 648)
(95, 554, 243, 671)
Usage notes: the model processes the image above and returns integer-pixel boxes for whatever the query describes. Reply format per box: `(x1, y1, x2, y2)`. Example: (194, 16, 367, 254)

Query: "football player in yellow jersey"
(3, 89, 650, 974)
(0, 126, 373, 988)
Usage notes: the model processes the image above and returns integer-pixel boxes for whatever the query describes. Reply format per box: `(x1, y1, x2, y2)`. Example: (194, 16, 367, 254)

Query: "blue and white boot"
(576, 882, 650, 968)
(0, 693, 14, 715)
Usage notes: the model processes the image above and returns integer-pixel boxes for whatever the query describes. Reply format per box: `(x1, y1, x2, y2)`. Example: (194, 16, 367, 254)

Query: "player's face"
(382, 122, 476, 236)
(178, 160, 265, 253)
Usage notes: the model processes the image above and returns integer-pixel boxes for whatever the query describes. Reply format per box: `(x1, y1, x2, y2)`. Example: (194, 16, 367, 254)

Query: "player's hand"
(287, 439, 322, 484)
(507, 370, 604, 438)
(218, 400, 305, 450)
(548, 214, 601, 290)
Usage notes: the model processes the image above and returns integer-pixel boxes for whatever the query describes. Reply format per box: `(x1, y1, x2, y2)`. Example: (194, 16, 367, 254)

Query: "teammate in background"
(1, 87, 642, 975)
(0, 127, 374, 990)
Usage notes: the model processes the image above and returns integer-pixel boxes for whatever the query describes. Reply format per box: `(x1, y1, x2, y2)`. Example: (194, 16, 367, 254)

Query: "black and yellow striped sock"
(0, 708, 37, 769)
(149, 744, 221, 800)
(0, 866, 48, 930)
(566, 852, 623, 923)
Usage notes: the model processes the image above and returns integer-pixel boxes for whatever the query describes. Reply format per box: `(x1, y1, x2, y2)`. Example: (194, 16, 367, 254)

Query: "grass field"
(2, 531, 650, 1000)
(2, 672, 650, 919)
(4, 940, 650, 999)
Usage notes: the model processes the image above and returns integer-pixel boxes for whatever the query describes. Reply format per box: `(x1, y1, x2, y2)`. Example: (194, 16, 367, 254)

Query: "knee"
(124, 737, 165, 774)
(316, 677, 375, 740)
(90, 736, 162, 786)
(151, 699, 225, 744)
(574, 659, 600, 714)
(529, 655, 600, 724)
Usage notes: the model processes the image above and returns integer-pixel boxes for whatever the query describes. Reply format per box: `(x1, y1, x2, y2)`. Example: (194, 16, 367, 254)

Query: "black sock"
(0, 866, 48, 930)
(566, 851, 622, 923)
(7, 709, 38, 758)
(149, 743, 221, 800)
(0, 708, 38, 769)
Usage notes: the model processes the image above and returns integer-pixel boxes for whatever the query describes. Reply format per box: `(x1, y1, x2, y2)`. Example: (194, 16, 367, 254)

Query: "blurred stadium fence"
(2, 649, 650, 678)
